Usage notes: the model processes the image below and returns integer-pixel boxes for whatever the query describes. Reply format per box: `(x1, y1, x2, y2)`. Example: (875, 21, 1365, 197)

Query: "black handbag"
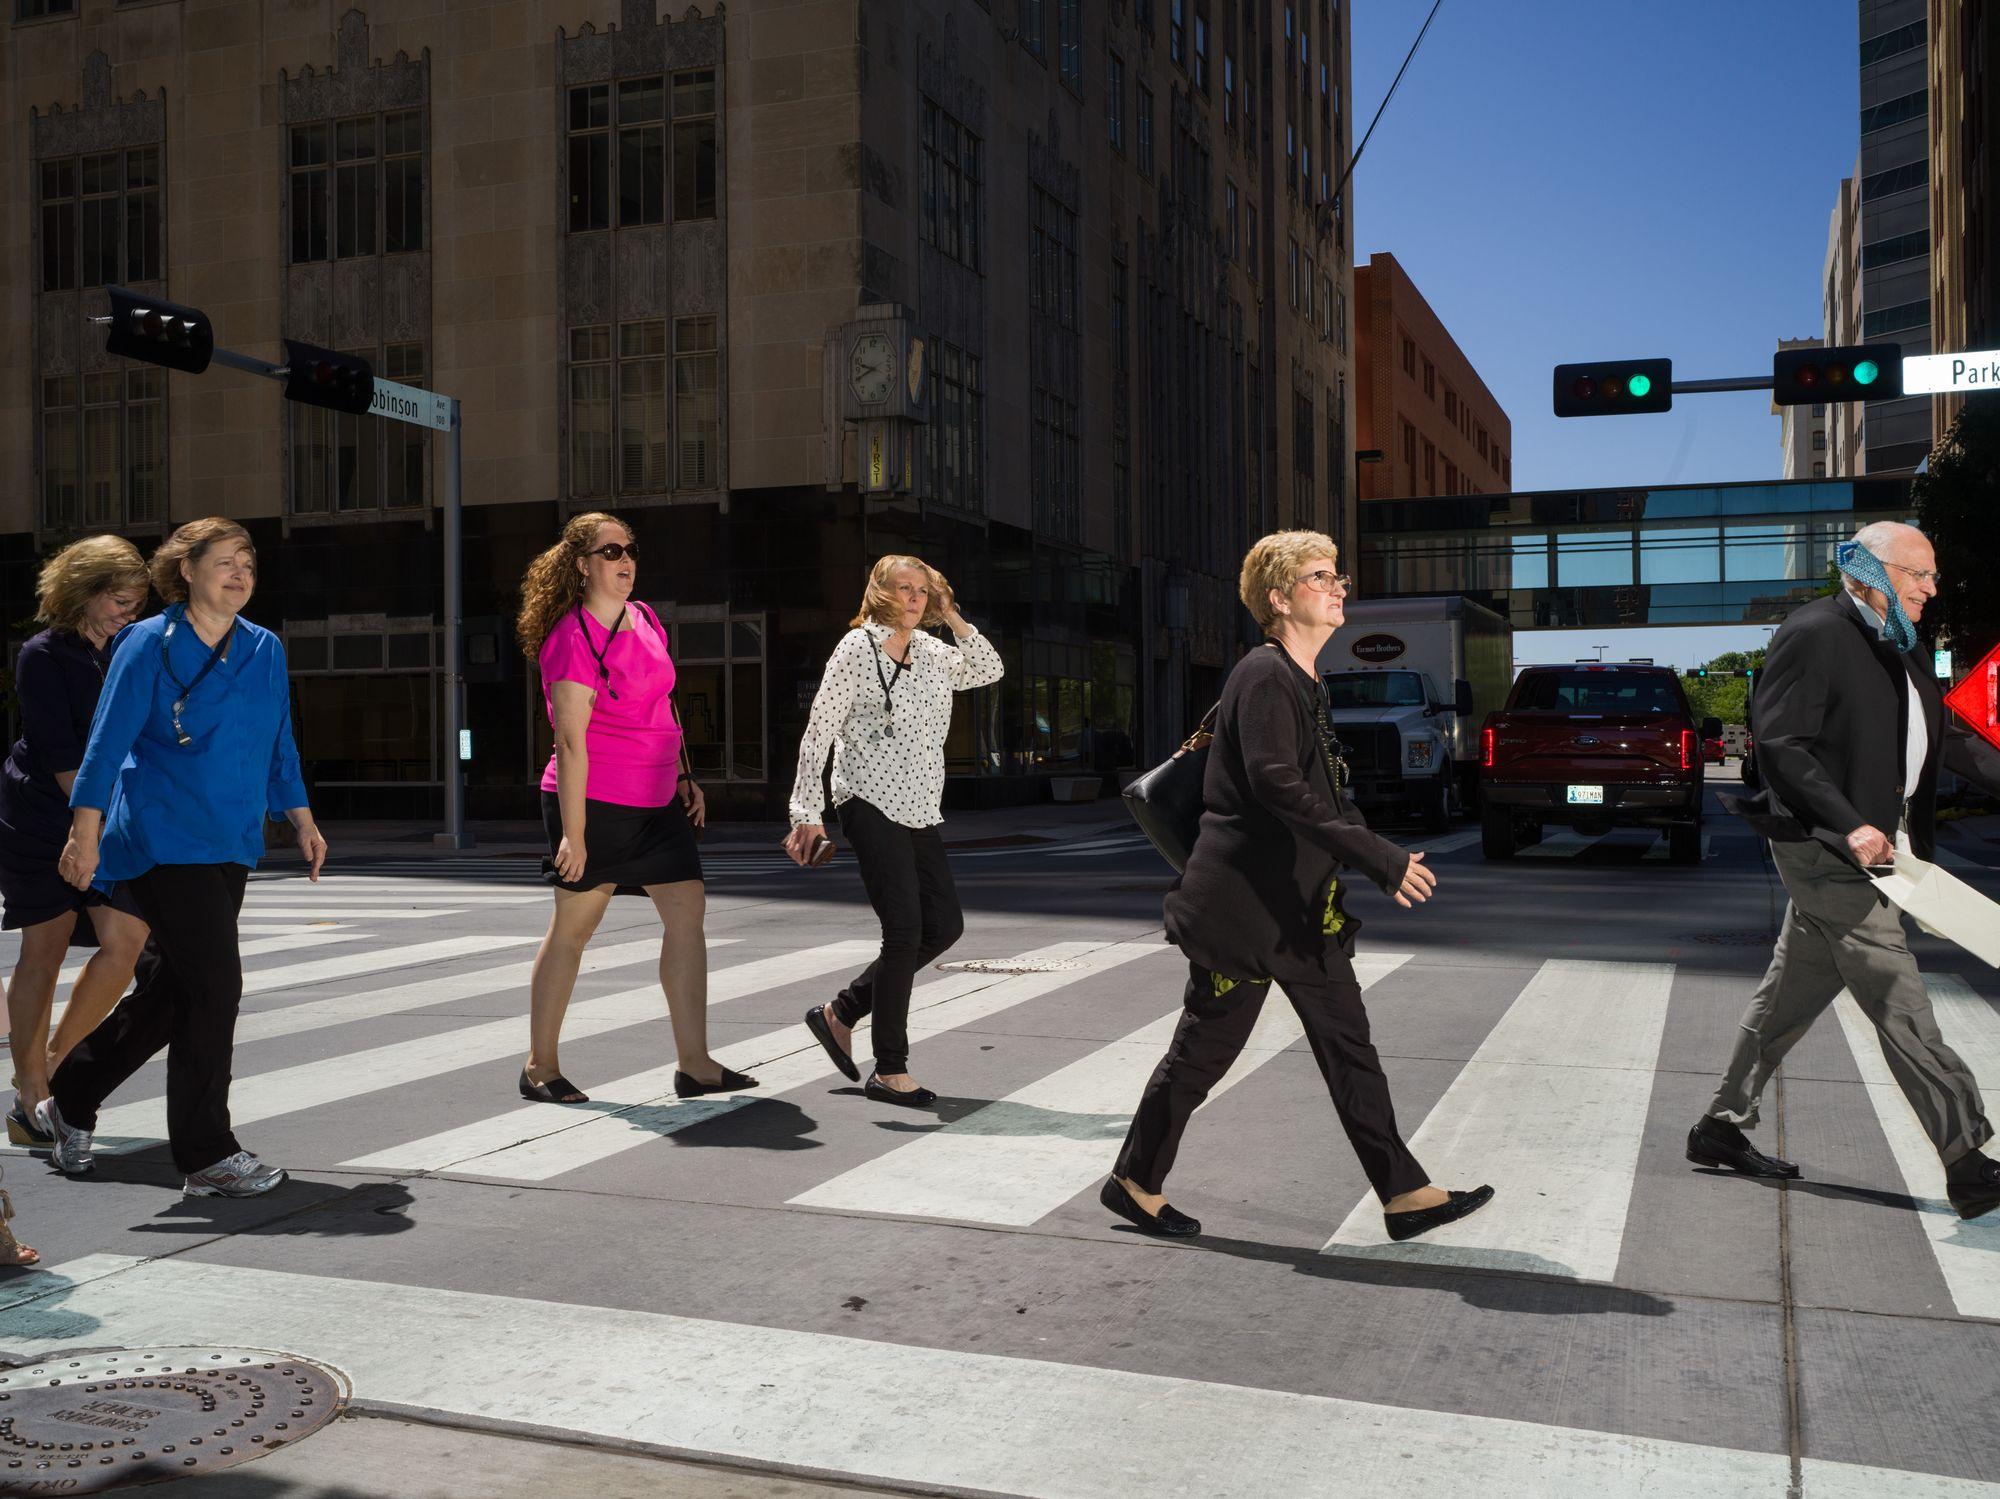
(1121, 703, 1219, 873)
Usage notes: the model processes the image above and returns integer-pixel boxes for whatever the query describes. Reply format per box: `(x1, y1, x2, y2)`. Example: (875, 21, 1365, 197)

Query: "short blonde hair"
(35, 534, 150, 633)
(851, 554, 950, 629)
(150, 518, 255, 604)
(1238, 530, 1338, 631)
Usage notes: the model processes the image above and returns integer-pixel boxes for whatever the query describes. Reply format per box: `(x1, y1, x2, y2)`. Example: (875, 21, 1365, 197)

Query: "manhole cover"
(1676, 930, 1776, 946)
(0, 1346, 346, 1492)
(936, 958, 1081, 974)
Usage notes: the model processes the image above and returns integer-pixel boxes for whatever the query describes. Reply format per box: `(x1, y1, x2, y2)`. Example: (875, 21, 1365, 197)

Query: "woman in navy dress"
(1, 535, 151, 1146)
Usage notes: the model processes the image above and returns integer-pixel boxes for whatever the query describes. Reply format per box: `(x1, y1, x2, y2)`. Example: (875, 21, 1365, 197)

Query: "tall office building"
(1857, 0, 1934, 472)
(1, 0, 1350, 817)
(1821, 168, 1864, 476)
(1928, 0, 2000, 443)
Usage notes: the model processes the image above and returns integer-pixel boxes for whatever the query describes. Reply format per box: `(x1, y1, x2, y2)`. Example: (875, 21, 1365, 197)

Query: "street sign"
(1944, 643, 2000, 755)
(371, 376, 453, 432)
(1902, 350, 2000, 397)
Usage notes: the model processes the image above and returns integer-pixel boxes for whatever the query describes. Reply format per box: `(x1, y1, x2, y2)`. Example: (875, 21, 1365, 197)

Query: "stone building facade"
(1929, 0, 2000, 443)
(1, 0, 1351, 818)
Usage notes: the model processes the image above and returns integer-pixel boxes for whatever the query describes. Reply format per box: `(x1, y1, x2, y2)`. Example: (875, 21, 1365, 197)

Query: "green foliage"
(1912, 401, 2000, 667)
(1682, 648, 1766, 725)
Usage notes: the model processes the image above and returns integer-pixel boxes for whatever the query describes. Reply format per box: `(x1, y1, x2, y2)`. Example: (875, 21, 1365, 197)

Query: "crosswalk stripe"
(1322, 958, 1675, 1281)
(227, 934, 543, 998)
(238, 905, 476, 919)
(54, 931, 363, 988)
(89, 940, 875, 1153)
(0, 1254, 1964, 1499)
(351, 938, 1168, 1180)
(1833, 978, 2000, 1320)
(787, 952, 1412, 1225)
(231, 937, 699, 1049)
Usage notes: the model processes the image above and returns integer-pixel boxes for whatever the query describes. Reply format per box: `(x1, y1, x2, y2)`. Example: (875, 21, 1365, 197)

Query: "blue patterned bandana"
(1835, 541, 1917, 653)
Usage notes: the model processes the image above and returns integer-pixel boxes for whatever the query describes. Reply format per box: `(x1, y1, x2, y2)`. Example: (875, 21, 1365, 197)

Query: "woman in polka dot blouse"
(785, 555, 1004, 1108)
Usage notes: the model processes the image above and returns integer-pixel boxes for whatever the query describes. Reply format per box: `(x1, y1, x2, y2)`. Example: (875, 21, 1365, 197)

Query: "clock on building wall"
(836, 311, 928, 423)
(849, 333, 895, 406)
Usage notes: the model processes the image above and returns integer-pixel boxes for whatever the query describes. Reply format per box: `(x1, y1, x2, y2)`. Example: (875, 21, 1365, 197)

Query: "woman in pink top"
(513, 512, 756, 1105)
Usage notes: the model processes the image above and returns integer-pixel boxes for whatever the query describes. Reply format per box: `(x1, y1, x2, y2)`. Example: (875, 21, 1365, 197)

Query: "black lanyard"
(575, 604, 628, 700)
(159, 605, 236, 747)
(870, 634, 910, 738)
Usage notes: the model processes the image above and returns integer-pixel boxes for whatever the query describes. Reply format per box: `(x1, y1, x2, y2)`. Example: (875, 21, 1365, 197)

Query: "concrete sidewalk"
(272, 798, 1139, 863)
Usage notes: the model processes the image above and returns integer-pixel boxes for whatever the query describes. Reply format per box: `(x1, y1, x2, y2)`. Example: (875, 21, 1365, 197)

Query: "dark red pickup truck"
(1478, 663, 1718, 863)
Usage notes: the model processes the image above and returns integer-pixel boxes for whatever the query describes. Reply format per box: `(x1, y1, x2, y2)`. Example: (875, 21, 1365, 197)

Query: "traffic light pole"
(1669, 375, 1774, 395)
(437, 400, 470, 851)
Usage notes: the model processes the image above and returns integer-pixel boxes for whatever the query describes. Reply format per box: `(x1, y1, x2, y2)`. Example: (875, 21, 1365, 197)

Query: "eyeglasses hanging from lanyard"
(575, 604, 627, 699)
(159, 605, 237, 747)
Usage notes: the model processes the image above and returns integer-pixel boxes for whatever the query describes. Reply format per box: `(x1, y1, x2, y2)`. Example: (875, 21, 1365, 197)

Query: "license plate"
(1566, 784, 1605, 805)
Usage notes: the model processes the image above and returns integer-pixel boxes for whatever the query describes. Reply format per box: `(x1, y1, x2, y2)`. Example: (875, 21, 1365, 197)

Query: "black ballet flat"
(863, 1070, 936, 1109)
(673, 1066, 760, 1099)
(805, 1004, 861, 1082)
(1384, 1185, 1495, 1242)
(519, 1068, 590, 1104)
(1099, 1177, 1201, 1238)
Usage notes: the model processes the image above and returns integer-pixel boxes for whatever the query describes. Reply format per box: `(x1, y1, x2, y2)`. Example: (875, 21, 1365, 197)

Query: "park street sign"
(1903, 349, 2000, 396)
(1944, 641, 2000, 755)
(371, 376, 453, 431)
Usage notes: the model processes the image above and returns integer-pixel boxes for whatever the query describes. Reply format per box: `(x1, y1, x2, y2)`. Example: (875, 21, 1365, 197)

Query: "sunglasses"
(585, 542, 639, 562)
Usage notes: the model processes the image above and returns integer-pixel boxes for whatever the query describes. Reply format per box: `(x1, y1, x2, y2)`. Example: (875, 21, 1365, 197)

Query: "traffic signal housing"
(1772, 343, 1903, 405)
(282, 340, 375, 416)
(103, 286, 214, 375)
(1553, 359, 1673, 417)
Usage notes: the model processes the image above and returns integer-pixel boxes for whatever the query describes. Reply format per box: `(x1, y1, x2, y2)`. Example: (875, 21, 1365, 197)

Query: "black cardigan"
(1739, 591, 2000, 862)
(1164, 644, 1412, 986)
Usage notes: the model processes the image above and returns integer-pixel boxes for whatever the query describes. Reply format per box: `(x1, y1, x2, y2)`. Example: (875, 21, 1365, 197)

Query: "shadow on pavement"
(133, 1180, 418, 1238)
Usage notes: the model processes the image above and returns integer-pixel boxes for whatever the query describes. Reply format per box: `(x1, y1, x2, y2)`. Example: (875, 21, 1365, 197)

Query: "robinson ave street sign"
(371, 376, 454, 431)
(1903, 349, 2000, 396)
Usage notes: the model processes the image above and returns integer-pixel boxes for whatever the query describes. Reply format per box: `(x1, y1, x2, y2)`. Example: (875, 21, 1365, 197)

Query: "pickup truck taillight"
(1480, 726, 1495, 769)
(1679, 729, 1697, 771)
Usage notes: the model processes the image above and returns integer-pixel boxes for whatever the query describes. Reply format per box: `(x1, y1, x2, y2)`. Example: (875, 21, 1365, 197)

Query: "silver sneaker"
(183, 1151, 287, 1198)
(34, 1098, 92, 1177)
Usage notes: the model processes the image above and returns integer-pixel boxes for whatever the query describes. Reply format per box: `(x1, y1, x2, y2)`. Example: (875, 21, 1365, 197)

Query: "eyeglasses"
(1886, 561, 1942, 587)
(1295, 570, 1351, 594)
(585, 542, 639, 562)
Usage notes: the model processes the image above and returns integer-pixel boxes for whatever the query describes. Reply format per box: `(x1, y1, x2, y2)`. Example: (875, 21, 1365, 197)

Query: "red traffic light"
(281, 339, 375, 415)
(103, 286, 214, 374)
(1572, 376, 1595, 400)
(1794, 364, 1819, 389)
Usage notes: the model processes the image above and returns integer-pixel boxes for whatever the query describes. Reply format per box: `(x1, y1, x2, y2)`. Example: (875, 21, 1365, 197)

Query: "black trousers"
(1114, 960, 1430, 1205)
(831, 798, 964, 1074)
(51, 862, 248, 1175)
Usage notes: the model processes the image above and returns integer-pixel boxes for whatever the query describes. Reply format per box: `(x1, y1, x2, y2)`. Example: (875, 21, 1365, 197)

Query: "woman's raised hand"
(1391, 851, 1438, 910)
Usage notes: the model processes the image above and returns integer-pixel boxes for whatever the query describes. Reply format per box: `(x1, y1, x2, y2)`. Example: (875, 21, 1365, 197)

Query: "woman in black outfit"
(1, 536, 152, 1146)
(1104, 530, 1494, 1243)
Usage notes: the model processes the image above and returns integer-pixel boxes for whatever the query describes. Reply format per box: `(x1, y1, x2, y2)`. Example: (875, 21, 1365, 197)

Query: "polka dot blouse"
(788, 619, 1005, 829)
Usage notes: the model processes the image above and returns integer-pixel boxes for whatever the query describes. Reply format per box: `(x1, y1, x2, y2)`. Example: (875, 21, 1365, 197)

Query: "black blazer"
(1164, 644, 1410, 986)
(1738, 591, 2000, 862)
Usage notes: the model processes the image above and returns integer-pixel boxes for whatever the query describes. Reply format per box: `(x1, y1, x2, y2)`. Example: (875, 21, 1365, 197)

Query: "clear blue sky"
(1350, 1, 1861, 668)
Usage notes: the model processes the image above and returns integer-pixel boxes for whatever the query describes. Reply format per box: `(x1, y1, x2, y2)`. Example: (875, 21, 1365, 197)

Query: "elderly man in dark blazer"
(1690, 521, 2000, 1218)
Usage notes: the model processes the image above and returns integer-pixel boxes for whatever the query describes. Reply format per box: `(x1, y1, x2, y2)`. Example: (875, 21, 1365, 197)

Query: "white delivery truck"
(1313, 596, 1513, 830)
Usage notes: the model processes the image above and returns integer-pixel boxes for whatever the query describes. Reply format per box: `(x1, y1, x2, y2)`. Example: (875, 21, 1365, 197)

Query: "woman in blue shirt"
(39, 518, 327, 1200)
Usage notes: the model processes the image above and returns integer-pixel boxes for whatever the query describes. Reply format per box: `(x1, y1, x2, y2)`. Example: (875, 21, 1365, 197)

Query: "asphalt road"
(3, 780, 1999, 1498)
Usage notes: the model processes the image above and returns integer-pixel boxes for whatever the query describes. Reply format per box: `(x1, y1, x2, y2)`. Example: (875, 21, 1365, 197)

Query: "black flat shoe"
(863, 1070, 936, 1109)
(1687, 1118, 1799, 1179)
(519, 1067, 589, 1104)
(1385, 1185, 1495, 1242)
(805, 1004, 861, 1082)
(673, 1066, 760, 1099)
(1099, 1177, 1201, 1238)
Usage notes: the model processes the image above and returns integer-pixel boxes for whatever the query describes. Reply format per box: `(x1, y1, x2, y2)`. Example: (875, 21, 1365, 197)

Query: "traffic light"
(1553, 359, 1673, 417)
(1691, 667, 1709, 678)
(1772, 343, 1903, 405)
(102, 286, 214, 375)
(281, 340, 375, 416)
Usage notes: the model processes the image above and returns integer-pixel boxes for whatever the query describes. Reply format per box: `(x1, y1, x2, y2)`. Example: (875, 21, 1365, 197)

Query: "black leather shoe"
(1947, 1155, 2000, 1220)
(1099, 1177, 1201, 1238)
(1687, 1117, 1800, 1179)
(673, 1066, 760, 1099)
(863, 1070, 936, 1109)
(1384, 1185, 1495, 1242)
(805, 1005, 861, 1082)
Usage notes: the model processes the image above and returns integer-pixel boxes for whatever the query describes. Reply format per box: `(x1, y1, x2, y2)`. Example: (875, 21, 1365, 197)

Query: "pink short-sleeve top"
(538, 604, 682, 807)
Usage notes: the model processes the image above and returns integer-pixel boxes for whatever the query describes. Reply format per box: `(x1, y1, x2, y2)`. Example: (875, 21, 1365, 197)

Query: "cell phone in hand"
(807, 834, 836, 868)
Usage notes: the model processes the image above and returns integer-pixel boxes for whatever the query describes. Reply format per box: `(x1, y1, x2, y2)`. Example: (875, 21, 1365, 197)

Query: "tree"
(1683, 648, 1766, 725)
(1912, 401, 2000, 669)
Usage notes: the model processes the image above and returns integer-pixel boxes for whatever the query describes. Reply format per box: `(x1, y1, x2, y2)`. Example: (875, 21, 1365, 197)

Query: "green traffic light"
(1853, 359, 1880, 386)
(1628, 373, 1652, 399)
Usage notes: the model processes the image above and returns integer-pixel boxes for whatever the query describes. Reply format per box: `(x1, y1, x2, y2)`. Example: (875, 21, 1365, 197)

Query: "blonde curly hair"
(1238, 530, 1338, 632)
(517, 511, 632, 661)
(851, 554, 951, 630)
(35, 534, 150, 632)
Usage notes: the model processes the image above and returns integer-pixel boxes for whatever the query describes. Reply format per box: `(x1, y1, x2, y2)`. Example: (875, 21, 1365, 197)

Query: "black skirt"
(0, 814, 145, 942)
(540, 792, 703, 894)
